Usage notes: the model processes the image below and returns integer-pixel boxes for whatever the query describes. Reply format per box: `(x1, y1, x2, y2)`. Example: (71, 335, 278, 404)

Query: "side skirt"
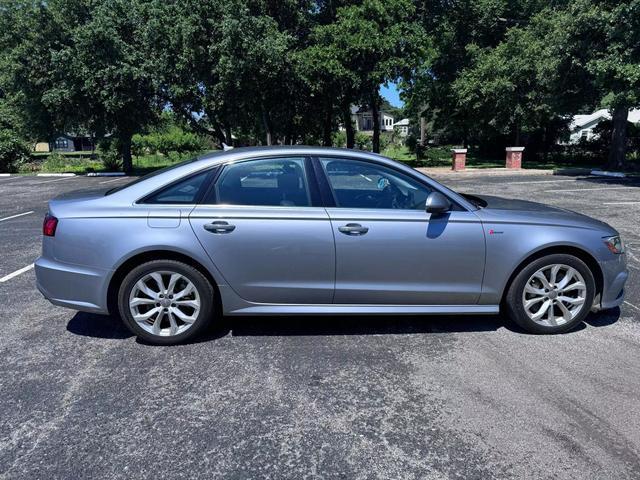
(226, 304, 499, 316)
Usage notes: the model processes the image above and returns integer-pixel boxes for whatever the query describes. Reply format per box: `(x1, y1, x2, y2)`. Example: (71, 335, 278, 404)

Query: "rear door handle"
(204, 221, 236, 234)
(338, 223, 369, 236)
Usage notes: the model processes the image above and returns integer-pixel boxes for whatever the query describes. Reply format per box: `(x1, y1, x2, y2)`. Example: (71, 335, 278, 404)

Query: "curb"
(417, 167, 555, 176)
(0, 173, 11, 177)
(86, 172, 126, 177)
(591, 169, 625, 178)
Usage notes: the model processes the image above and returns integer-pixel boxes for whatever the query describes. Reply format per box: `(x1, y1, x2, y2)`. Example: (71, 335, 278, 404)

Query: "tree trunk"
(322, 107, 333, 147)
(262, 110, 272, 145)
(120, 133, 133, 173)
(341, 101, 355, 148)
(371, 94, 380, 153)
(224, 123, 233, 146)
(607, 105, 628, 170)
(419, 115, 427, 146)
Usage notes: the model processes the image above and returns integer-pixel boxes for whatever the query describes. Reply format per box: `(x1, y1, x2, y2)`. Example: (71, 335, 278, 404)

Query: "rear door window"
(208, 157, 311, 207)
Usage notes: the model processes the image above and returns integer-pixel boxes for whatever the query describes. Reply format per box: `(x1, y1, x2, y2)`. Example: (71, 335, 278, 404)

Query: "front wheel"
(118, 260, 215, 345)
(505, 254, 595, 334)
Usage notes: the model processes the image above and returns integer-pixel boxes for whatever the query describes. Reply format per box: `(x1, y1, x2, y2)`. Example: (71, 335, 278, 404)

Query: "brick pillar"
(451, 148, 467, 171)
(505, 147, 524, 169)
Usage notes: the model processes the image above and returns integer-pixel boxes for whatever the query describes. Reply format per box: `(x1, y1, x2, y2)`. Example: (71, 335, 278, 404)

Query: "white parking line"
(603, 201, 640, 205)
(0, 264, 34, 283)
(543, 186, 636, 193)
(0, 211, 34, 222)
(505, 179, 581, 185)
(624, 301, 640, 313)
(99, 177, 126, 184)
(40, 176, 74, 184)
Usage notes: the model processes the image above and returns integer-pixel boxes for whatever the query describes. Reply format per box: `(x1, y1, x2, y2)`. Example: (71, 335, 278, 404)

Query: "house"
(347, 106, 395, 133)
(564, 108, 640, 144)
(34, 134, 95, 153)
(393, 118, 410, 136)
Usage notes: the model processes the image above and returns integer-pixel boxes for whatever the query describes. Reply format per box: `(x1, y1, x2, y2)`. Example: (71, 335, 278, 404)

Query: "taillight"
(43, 214, 58, 237)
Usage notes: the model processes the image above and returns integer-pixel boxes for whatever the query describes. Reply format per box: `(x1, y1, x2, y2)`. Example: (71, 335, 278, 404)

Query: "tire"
(118, 259, 215, 345)
(505, 253, 595, 334)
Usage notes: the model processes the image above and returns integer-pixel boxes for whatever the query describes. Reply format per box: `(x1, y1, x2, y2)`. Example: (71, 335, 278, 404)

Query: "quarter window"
(143, 170, 210, 204)
(320, 158, 432, 210)
(212, 157, 311, 207)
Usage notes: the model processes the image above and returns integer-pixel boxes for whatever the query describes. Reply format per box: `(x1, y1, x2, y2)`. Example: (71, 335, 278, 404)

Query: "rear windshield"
(105, 158, 201, 195)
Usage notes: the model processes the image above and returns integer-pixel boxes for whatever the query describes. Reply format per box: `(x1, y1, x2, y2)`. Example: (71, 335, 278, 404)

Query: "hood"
(471, 194, 617, 234)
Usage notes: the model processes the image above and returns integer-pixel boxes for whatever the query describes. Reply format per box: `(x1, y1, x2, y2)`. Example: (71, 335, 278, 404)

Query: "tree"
(541, 0, 640, 169)
(305, 0, 427, 152)
(453, 27, 554, 146)
(403, 0, 547, 148)
(1, 0, 161, 172)
(147, 0, 313, 147)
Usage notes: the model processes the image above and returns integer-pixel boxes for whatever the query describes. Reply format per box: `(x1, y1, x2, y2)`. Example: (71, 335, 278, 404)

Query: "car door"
(189, 156, 335, 304)
(317, 156, 485, 305)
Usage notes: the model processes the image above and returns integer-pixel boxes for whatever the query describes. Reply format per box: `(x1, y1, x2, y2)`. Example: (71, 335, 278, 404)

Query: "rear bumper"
(35, 256, 111, 314)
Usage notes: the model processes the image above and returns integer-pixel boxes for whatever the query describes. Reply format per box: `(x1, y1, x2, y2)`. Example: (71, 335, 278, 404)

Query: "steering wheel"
(353, 192, 380, 208)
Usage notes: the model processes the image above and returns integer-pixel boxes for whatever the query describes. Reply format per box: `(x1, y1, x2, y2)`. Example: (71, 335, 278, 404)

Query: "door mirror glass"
(425, 191, 451, 214)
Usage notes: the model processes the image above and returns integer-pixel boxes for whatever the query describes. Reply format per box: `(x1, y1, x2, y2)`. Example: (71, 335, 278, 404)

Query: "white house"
(347, 106, 395, 133)
(393, 118, 410, 136)
(565, 108, 640, 144)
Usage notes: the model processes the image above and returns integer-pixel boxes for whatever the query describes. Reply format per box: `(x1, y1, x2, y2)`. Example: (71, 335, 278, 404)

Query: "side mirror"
(425, 191, 451, 214)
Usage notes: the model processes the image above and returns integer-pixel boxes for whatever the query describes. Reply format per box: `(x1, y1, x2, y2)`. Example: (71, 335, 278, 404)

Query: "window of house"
(54, 138, 69, 149)
(211, 157, 311, 207)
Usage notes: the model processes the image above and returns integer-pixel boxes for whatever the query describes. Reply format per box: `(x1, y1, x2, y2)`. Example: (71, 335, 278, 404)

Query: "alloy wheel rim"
(522, 264, 587, 327)
(129, 270, 201, 337)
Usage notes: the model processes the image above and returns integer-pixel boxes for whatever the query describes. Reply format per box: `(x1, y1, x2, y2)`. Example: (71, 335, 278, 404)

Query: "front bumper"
(35, 256, 111, 314)
(597, 255, 629, 310)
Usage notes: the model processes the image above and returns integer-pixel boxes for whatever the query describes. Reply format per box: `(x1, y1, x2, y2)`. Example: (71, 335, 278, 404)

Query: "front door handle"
(204, 221, 236, 234)
(338, 223, 369, 236)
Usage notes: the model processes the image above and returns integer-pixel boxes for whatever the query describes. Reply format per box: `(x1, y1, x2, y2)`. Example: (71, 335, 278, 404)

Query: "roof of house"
(394, 118, 410, 126)
(570, 108, 640, 130)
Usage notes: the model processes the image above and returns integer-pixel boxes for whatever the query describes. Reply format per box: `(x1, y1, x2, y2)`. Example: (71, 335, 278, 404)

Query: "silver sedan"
(35, 146, 628, 344)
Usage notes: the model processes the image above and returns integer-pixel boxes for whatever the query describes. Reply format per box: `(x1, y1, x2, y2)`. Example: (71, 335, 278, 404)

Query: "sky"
(380, 82, 404, 107)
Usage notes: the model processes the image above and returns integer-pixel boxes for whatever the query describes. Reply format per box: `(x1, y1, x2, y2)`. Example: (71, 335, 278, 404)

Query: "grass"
(19, 151, 214, 175)
(16, 145, 635, 175)
(381, 144, 614, 170)
(382, 144, 504, 169)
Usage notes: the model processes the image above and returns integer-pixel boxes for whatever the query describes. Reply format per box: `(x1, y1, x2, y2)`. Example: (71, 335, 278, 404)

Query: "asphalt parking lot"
(1, 171, 639, 479)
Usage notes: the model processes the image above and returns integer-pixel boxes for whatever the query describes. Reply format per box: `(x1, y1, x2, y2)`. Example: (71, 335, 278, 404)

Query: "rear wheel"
(118, 260, 214, 344)
(505, 254, 595, 334)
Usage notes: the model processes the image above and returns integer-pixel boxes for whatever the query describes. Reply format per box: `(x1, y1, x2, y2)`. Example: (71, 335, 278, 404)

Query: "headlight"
(604, 235, 624, 254)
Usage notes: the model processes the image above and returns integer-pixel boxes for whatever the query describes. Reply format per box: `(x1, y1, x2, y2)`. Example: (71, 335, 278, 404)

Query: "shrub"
(0, 129, 31, 173)
(101, 149, 123, 171)
(332, 130, 347, 147)
(354, 132, 372, 150)
(41, 152, 67, 171)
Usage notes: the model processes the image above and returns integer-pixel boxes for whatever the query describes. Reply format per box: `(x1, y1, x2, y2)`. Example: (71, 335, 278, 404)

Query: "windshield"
(105, 157, 201, 195)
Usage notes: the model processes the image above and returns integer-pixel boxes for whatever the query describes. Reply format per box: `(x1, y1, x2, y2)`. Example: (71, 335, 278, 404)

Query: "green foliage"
(1, 0, 639, 171)
(0, 128, 31, 172)
(101, 149, 123, 172)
